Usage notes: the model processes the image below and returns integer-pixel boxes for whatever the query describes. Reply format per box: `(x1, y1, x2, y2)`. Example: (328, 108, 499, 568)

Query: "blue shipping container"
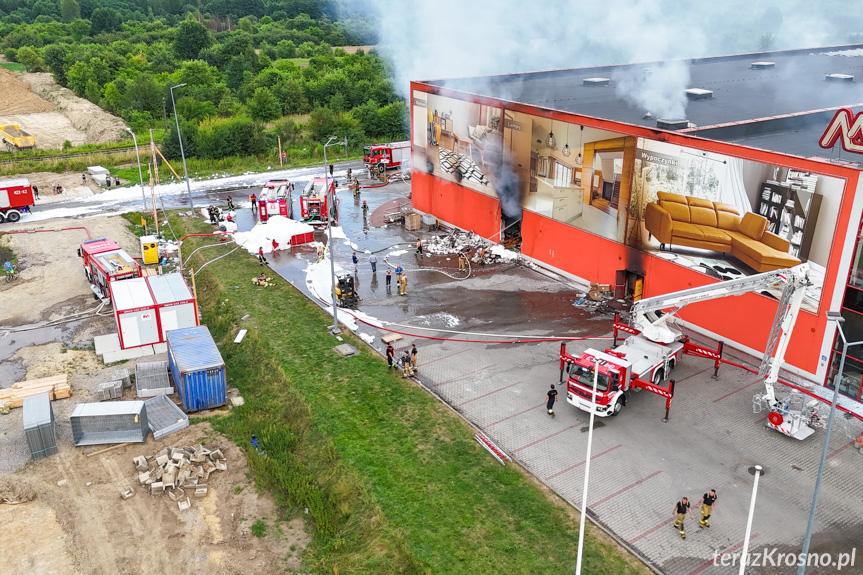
(166, 325, 227, 412)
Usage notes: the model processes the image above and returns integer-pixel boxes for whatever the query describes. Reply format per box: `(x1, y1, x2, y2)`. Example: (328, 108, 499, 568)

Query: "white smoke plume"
(361, 0, 848, 114)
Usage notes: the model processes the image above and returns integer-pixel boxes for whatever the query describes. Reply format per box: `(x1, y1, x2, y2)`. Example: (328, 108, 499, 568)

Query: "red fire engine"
(77, 238, 142, 300)
(363, 141, 410, 173)
(560, 265, 820, 440)
(0, 178, 35, 223)
(300, 177, 337, 227)
(258, 179, 293, 222)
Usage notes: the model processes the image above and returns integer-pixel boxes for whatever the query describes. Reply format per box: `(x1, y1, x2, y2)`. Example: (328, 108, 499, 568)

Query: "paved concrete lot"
(257, 172, 863, 575)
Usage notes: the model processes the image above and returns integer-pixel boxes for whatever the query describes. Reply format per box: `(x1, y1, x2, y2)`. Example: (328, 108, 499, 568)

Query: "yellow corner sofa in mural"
(645, 191, 801, 273)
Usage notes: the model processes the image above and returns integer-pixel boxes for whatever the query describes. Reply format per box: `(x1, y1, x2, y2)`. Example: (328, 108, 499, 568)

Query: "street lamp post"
(125, 127, 147, 214)
(169, 83, 194, 214)
(798, 312, 863, 574)
(739, 465, 764, 575)
(323, 136, 348, 334)
(575, 365, 600, 574)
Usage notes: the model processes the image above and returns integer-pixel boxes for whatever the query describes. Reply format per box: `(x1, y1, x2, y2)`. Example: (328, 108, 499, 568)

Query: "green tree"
(65, 60, 90, 95)
(69, 18, 91, 41)
(90, 7, 121, 34)
(248, 86, 280, 121)
(126, 73, 162, 113)
(84, 78, 101, 103)
(16, 46, 45, 72)
(59, 0, 81, 22)
(102, 81, 123, 113)
(42, 44, 69, 84)
(196, 116, 266, 159)
(173, 18, 212, 61)
(162, 119, 198, 161)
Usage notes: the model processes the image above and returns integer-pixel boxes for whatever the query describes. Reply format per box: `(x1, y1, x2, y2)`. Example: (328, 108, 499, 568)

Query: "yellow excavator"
(0, 124, 35, 150)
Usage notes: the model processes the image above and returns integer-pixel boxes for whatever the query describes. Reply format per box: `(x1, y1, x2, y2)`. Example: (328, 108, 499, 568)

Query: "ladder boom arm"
(631, 265, 809, 344)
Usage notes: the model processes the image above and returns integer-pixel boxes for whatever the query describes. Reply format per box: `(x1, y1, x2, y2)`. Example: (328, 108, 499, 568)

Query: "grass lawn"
(173, 214, 651, 575)
(0, 62, 24, 71)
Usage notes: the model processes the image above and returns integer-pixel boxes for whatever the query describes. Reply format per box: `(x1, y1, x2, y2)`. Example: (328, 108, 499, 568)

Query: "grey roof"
(425, 45, 863, 160)
(166, 325, 224, 372)
(148, 273, 193, 305)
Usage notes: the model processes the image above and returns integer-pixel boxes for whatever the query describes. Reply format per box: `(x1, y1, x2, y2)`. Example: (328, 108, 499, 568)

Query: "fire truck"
(300, 177, 337, 228)
(561, 265, 820, 439)
(258, 179, 293, 222)
(0, 178, 35, 223)
(363, 141, 410, 173)
(77, 238, 142, 300)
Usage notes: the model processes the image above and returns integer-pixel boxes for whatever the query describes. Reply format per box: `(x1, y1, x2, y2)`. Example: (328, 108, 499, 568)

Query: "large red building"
(410, 45, 863, 403)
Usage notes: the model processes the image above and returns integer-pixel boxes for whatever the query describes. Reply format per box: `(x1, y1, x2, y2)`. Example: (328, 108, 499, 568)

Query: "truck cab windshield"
(571, 364, 617, 392)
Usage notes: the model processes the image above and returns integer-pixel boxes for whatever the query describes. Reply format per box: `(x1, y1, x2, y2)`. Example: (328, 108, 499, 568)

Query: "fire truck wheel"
(5, 210, 20, 223)
(610, 397, 624, 416)
(0, 212, 5, 223)
(653, 369, 664, 385)
(378, 163, 386, 174)
(768, 411, 784, 426)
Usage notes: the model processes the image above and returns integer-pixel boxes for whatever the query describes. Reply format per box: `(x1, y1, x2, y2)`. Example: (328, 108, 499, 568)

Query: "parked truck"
(258, 179, 293, 223)
(363, 141, 410, 174)
(299, 177, 337, 228)
(561, 265, 820, 439)
(0, 124, 35, 150)
(77, 238, 142, 300)
(0, 178, 35, 223)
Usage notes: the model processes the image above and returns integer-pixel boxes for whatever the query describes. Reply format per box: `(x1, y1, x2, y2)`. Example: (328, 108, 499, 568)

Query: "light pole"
(323, 136, 348, 334)
(575, 365, 600, 574)
(169, 83, 194, 214)
(125, 127, 147, 214)
(798, 311, 863, 574)
(739, 465, 764, 575)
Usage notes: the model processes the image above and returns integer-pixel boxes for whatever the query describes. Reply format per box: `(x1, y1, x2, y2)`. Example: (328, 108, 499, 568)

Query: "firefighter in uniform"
(353, 178, 361, 197)
(696, 490, 717, 528)
(673, 496, 693, 539)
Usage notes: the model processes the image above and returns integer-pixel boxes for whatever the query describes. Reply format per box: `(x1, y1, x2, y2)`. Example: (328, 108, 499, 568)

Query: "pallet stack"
(0, 375, 71, 409)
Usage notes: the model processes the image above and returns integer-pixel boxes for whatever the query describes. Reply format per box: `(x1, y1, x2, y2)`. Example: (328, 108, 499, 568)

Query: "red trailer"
(77, 238, 142, 300)
(300, 177, 337, 228)
(258, 179, 293, 222)
(0, 178, 35, 223)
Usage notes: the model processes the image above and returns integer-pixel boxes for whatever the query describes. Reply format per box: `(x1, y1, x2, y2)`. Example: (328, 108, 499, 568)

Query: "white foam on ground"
(388, 249, 408, 257)
(489, 244, 519, 262)
(233, 215, 314, 254)
(330, 226, 347, 239)
(359, 332, 376, 345)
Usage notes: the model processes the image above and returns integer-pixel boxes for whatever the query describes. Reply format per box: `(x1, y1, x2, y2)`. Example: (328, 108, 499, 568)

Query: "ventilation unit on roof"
(656, 118, 689, 130)
(583, 77, 610, 86)
(685, 88, 713, 100)
(750, 61, 775, 70)
(826, 73, 854, 83)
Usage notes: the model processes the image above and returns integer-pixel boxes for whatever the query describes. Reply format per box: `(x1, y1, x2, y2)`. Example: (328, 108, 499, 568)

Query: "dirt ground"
(0, 67, 126, 149)
(0, 213, 310, 574)
(0, 423, 309, 575)
(0, 214, 141, 324)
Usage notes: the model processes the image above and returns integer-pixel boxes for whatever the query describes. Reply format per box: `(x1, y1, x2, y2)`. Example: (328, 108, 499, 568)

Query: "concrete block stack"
(133, 444, 226, 508)
(96, 380, 123, 401)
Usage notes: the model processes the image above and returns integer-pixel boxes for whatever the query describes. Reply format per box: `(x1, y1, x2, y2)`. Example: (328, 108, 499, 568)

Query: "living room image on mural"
(412, 92, 503, 196)
(501, 110, 632, 241)
(625, 138, 845, 311)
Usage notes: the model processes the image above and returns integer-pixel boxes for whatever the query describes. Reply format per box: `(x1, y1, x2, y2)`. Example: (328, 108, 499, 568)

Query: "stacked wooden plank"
(0, 375, 71, 409)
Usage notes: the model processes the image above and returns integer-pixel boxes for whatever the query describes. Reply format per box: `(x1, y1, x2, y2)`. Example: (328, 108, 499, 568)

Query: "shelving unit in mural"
(757, 174, 822, 261)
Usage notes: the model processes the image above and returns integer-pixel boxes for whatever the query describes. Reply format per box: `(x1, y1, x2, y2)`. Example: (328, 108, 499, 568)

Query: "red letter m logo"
(819, 108, 863, 154)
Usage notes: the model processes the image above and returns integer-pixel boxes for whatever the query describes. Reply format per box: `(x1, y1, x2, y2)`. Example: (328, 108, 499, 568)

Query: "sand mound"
(0, 68, 55, 115)
(0, 477, 37, 504)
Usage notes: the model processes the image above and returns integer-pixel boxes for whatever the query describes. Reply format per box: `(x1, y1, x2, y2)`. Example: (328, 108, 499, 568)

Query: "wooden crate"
(404, 213, 422, 231)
